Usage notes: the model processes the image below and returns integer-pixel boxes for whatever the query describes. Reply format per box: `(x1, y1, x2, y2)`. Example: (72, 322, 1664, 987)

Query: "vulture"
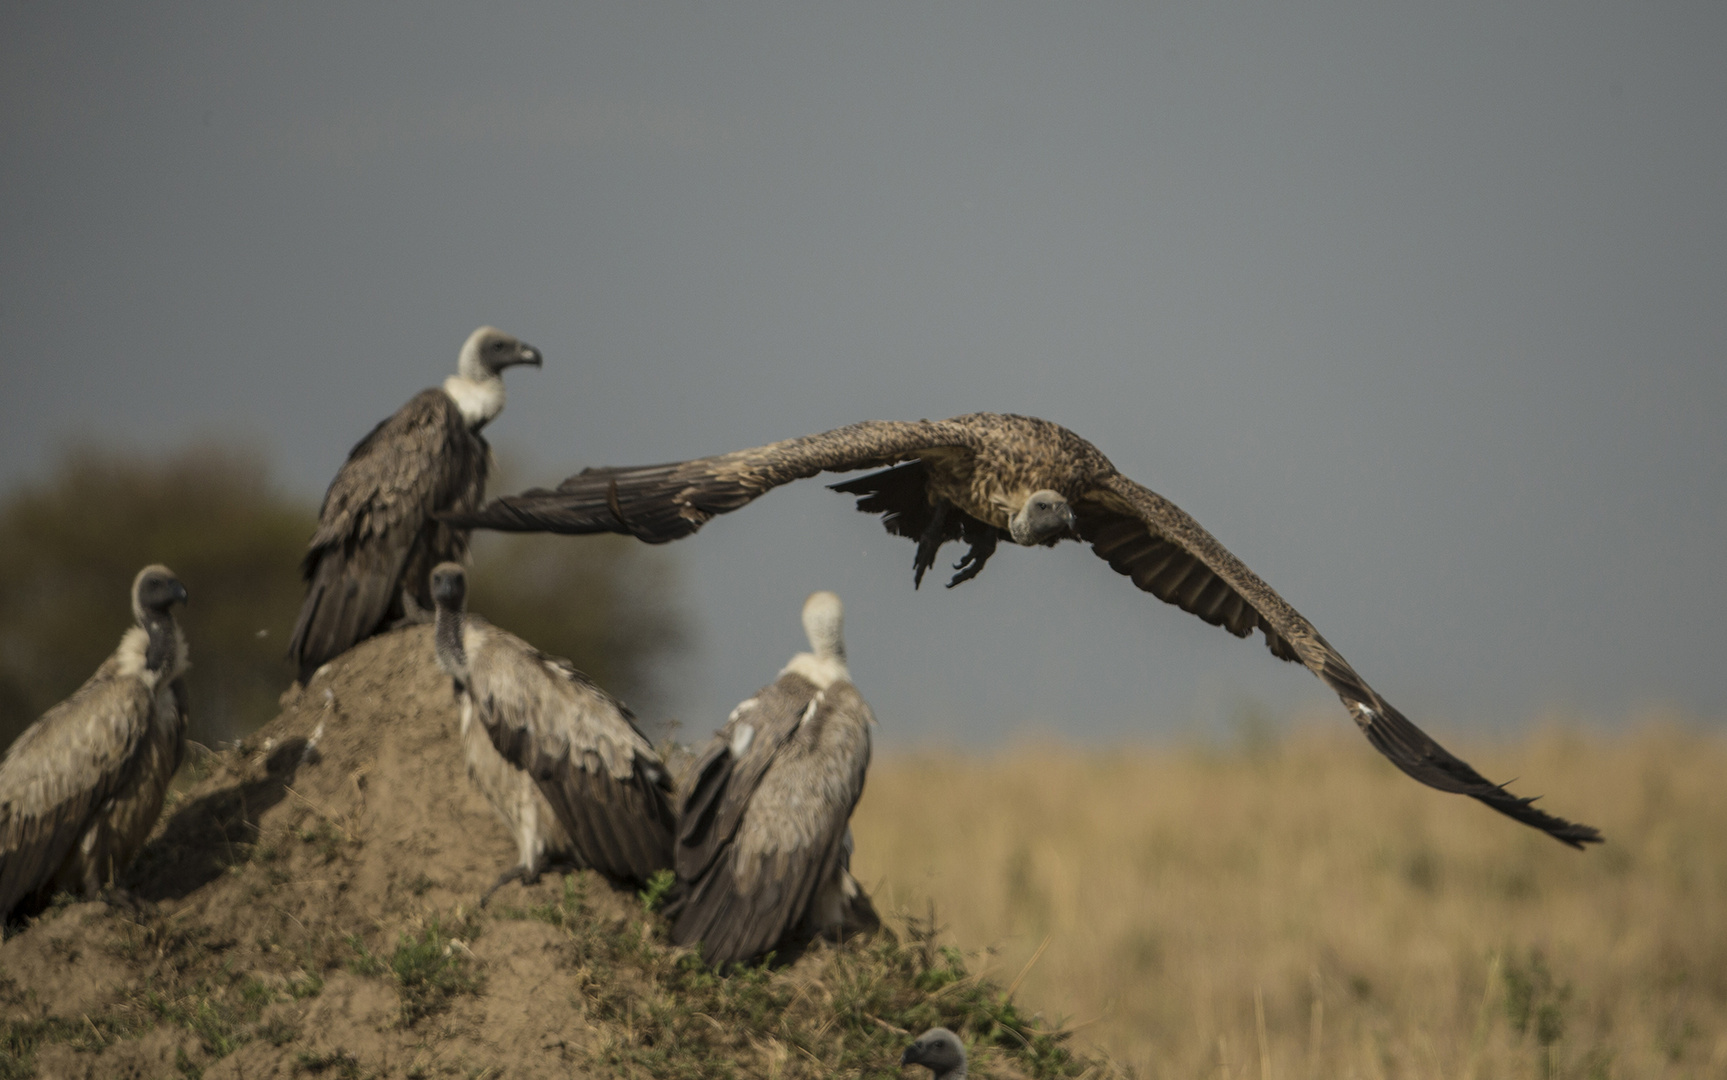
(902, 1028, 968, 1080)
(448, 412, 1602, 848)
(289, 326, 542, 684)
(670, 591, 879, 969)
(429, 562, 674, 891)
(0, 566, 190, 923)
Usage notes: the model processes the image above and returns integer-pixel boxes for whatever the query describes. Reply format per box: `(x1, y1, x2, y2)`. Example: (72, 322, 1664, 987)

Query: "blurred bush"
(0, 444, 685, 751)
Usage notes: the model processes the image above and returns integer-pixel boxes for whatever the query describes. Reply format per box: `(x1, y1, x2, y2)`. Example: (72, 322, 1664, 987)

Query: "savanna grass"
(852, 718, 1727, 1078)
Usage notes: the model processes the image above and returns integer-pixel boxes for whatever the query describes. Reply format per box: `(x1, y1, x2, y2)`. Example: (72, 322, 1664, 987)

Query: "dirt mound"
(0, 626, 1104, 1079)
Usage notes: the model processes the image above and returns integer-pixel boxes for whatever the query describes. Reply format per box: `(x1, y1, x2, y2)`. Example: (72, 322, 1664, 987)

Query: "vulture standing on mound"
(289, 326, 542, 684)
(449, 412, 1602, 848)
(0, 566, 190, 923)
(671, 591, 879, 968)
(429, 563, 674, 892)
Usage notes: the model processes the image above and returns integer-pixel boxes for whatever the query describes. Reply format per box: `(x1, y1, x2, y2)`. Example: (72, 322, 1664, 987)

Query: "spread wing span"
(443, 419, 976, 540)
(1079, 473, 1602, 848)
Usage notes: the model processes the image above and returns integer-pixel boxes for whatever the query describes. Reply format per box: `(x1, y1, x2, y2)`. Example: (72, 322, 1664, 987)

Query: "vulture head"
(131, 564, 188, 624)
(901, 1027, 967, 1079)
(802, 590, 846, 661)
(430, 562, 469, 612)
(1008, 489, 1077, 546)
(459, 326, 543, 381)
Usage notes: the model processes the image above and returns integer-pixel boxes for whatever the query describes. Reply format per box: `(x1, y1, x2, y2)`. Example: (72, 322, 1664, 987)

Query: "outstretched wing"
(1078, 473, 1602, 849)
(290, 389, 488, 682)
(444, 419, 977, 540)
(0, 658, 154, 920)
(672, 677, 873, 968)
(465, 622, 675, 885)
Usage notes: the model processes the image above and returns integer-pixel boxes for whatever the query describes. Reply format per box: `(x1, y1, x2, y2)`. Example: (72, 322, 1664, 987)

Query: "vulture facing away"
(430, 563, 675, 891)
(671, 591, 879, 969)
(449, 412, 1602, 848)
(289, 326, 542, 684)
(0, 566, 190, 923)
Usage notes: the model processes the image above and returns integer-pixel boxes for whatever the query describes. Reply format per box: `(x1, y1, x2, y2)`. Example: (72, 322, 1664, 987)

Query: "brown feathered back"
(290, 388, 488, 683)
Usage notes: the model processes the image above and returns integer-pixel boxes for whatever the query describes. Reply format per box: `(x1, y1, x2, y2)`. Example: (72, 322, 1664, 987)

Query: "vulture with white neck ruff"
(289, 326, 541, 684)
(670, 590, 879, 968)
(0, 566, 190, 923)
(449, 412, 1601, 849)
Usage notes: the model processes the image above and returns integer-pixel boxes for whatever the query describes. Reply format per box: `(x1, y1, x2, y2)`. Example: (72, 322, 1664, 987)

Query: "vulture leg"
(480, 864, 538, 908)
(946, 528, 999, 589)
(912, 500, 952, 589)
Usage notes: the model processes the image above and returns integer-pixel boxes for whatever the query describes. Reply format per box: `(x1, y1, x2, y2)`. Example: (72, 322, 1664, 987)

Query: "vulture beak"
(515, 343, 543, 368)
(172, 580, 190, 606)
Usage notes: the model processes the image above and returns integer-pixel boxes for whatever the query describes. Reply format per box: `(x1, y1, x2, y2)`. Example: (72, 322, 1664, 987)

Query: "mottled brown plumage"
(290, 327, 541, 684)
(451, 412, 1601, 848)
(671, 592, 878, 968)
(0, 566, 190, 924)
(430, 563, 673, 889)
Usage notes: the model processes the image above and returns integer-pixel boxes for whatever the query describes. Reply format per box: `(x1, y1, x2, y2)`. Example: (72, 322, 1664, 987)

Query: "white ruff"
(113, 627, 152, 681)
(442, 375, 505, 428)
(781, 652, 849, 690)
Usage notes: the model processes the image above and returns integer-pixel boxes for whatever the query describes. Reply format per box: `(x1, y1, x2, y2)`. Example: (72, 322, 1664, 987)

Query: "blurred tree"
(0, 444, 311, 750)
(0, 445, 686, 752)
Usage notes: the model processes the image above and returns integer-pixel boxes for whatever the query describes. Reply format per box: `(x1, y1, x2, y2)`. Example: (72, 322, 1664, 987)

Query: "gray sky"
(3, 2, 1723, 746)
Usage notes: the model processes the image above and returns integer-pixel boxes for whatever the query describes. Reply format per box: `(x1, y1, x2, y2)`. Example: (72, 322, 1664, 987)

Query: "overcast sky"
(3, 2, 1722, 747)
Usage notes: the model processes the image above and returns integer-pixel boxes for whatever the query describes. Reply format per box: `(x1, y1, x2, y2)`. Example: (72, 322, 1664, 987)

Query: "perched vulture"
(289, 326, 542, 684)
(429, 563, 674, 891)
(670, 591, 879, 968)
(0, 566, 190, 923)
(902, 1028, 968, 1080)
(449, 412, 1601, 848)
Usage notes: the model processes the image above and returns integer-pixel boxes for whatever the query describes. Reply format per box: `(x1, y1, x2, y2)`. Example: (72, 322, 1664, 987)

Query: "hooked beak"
(171, 580, 190, 607)
(514, 343, 543, 368)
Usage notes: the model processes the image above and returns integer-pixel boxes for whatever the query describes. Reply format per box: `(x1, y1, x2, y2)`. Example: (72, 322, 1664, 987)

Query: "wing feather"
(290, 390, 488, 682)
(671, 679, 872, 967)
(444, 419, 977, 539)
(0, 660, 155, 919)
(1081, 473, 1601, 848)
(462, 621, 674, 885)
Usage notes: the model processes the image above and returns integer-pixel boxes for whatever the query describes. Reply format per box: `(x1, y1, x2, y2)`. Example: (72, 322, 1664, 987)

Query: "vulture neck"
(142, 610, 187, 681)
(442, 374, 505, 430)
(433, 604, 469, 685)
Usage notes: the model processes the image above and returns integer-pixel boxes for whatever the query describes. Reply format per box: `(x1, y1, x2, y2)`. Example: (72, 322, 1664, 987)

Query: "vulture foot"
(98, 886, 155, 920)
(480, 865, 539, 908)
(946, 531, 998, 588)
(912, 500, 952, 590)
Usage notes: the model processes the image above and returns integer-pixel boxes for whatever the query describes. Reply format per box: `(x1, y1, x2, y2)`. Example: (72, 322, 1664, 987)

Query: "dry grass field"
(852, 717, 1727, 1080)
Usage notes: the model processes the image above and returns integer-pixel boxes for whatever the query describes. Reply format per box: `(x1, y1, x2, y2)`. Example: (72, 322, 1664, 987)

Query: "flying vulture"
(429, 562, 674, 891)
(0, 566, 190, 923)
(448, 412, 1602, 848)
(670, 591, 879, 968)
(902, 1028, 968, 1080)
(289, 326, 542, 684)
